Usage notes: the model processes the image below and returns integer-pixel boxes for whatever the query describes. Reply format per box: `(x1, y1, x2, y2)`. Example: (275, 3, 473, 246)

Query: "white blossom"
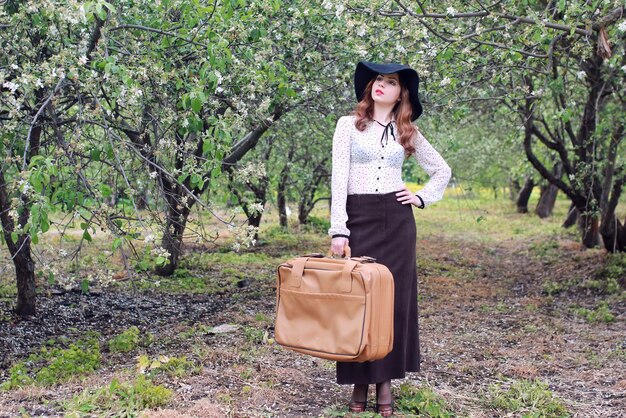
(249, 202, 265, 215)
(396, 45, 407, 54)
(3, 81, 19, 93)
(18, 178, 32, 195)
(144, 234, 155, 244)
(78, 55, 87, 65)
(356, 27, 366, 37)
(439, 77, 451, 87)
(335, 5, 345, 17)
(617, 20, 626, 32)
(150, 246, 171, 259)
(576, 71, 586, 80)
(621, 65, 626, 73)
(446, 7, 457, 16)
(149, 171, 158, 179)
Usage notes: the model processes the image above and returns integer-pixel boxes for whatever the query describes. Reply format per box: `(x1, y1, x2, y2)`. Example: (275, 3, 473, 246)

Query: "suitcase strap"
(286, 257, 358, 293)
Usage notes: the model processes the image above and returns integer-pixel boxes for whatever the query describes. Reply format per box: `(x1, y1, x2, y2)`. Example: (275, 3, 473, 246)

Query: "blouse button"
(381, 156, 384, 159)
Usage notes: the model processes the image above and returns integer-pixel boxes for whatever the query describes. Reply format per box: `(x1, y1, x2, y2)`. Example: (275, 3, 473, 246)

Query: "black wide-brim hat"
(354, 61, 423, 121)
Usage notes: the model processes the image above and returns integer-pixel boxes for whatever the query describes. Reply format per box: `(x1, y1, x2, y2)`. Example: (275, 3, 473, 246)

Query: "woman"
(328, 61, 451, 416)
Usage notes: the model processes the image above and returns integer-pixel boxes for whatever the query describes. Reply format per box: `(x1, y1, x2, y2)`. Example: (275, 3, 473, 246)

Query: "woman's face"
(370, 73, 401, 107)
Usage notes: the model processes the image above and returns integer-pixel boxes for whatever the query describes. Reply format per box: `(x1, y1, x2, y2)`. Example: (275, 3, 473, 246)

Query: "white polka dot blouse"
(328, 115, 452, 238)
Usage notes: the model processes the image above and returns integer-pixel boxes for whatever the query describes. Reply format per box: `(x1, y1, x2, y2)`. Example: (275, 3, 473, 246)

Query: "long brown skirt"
(336, 190, 420, 384)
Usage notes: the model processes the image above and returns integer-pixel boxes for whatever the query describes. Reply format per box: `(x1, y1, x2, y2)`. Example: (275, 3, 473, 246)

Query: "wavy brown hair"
(353, 77, 419, 156)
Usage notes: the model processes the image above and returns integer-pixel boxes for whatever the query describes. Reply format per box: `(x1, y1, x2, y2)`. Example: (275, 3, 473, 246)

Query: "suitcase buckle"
(352, 256, 377, 263)
(301, 253, 325, 258)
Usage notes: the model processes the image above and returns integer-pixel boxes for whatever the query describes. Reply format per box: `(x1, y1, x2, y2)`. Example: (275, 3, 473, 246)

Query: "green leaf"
(99, 184, 112, 198)
(81, 279, 90, 294)
(83, 230, 93, 242)
(113, 238, 123, 251)
(441, 48, 454, 60)
(30, 173, 43, 193)
(41, 217, 50, 233)
(91, 149, 101, 162)
(191, 97, 202, 113)
(11, 232, 18, 244)
(105, 143, 114, 159)
(202, 139, 214, 155)
(48, 272, 55, 285)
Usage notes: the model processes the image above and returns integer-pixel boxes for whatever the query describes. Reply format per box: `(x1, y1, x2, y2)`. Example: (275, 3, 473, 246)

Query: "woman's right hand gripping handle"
(330, 237, 350, 258)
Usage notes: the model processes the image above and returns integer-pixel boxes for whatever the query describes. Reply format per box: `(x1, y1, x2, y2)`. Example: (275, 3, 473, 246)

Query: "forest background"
(0, 1, 625, 417)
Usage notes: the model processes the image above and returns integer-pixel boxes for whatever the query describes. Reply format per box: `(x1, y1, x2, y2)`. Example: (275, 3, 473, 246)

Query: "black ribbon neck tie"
(374, 120, 395, 147)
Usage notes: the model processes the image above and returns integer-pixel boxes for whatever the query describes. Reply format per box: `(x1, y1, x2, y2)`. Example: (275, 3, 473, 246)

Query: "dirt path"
(0, 236, 624, 417)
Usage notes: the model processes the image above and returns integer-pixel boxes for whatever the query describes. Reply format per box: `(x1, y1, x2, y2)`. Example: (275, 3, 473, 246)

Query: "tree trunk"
(535, 184, 558, 218)
(14, 241, 37, 316)
(579, 212, 600, 248)
(277, 180, 288, 228)
(563, 202, 578, 228)
(600, 171, 626, 252)
(155, 205, 191, 276)
(600, 214, 626, 252)
(535, 184, 557, 218)
(516, 176, 534, 213)
(0, 118, 42, 316)
(535, 162, 562, 218)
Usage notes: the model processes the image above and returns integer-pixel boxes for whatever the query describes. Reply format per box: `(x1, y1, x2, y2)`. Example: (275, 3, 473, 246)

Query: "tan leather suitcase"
(274, 247, 394, 362)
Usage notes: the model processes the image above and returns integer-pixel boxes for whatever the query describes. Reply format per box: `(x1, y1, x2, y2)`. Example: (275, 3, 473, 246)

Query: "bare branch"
(23, 77, 65, 170)
(108, 24, 208, 48)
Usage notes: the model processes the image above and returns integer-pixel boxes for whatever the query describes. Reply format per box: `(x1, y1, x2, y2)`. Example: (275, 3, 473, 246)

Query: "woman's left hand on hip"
(396, 187, 421, 206)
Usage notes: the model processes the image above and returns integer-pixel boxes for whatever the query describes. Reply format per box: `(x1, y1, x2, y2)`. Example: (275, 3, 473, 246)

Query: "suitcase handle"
(326, 245, 376, 263)
(287, 256, 358, 293)
(326, 244, 352, 259)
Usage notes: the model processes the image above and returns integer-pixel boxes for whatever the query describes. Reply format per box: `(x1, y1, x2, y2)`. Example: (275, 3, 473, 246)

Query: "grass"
(601, 252, 626, 283)
(108, 326, 148, 353)
(399, 184, 582, 244)
(136, 354, 200, 378)
(394, 383, 455, 417)
(486, 378, 570, 417)
(64, 375, 172, 417)
(1, 335, 101, 390)
(322, 383, 454, 418)
(571, 301, 615, 323)
(0, 278, 16, 299)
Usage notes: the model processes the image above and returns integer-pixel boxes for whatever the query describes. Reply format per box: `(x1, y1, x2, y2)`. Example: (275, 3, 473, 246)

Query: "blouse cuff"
(415, 194, 425, 209)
